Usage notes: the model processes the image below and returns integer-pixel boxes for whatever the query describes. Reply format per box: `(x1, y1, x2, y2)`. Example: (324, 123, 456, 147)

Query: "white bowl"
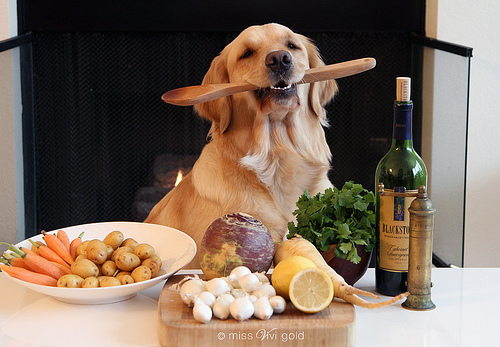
(4, 221, 196, 304)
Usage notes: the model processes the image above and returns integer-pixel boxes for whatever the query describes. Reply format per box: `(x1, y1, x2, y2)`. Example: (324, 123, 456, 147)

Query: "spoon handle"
(162, 57, 376, 106)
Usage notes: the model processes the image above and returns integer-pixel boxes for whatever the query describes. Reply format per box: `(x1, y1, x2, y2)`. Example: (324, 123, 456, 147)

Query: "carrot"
(9, 257, 32, 270)
(51, 260, 72, 275)
(1, 253, 32, 270)
(69, 232, 85, 260)
(57, 229, 71, 253)
(27, 241, 70, 269)
(30, 240, 45, 255)
(1, 243, 67, 280)
(274, 236, 408, 309)
(0, 263, 57, 286)
(42, 231, 74, 265)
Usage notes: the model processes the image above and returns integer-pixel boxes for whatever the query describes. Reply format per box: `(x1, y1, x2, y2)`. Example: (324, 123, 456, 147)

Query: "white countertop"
(1, 268, 498, 346)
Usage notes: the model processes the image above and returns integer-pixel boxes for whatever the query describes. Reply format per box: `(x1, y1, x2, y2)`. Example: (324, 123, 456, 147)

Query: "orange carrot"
(10, 257, 32, 270)
(0, 263, 57, 286)
(69, 232, 84, 260)
(30, 240, 45, 255)
(26, 242, 70, 269)
(4, 244, 67, 280)
(1, 253, 32, 270)
(57, 229, 71, 253)
(50, 260, 72, 275)
(42, 232, 74, 265)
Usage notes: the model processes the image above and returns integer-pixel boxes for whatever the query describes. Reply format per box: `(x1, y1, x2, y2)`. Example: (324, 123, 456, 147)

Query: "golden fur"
(145, 23, 337, 267)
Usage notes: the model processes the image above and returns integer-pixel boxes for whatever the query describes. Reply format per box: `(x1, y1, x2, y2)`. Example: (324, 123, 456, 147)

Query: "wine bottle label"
(378, 188, 417, 272)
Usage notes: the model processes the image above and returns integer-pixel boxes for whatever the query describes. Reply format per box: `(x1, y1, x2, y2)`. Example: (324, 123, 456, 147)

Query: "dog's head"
(195, 23, 338, 135)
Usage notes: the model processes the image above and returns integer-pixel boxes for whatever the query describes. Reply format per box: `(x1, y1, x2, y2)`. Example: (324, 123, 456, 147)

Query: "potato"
(75, 254, 88, 261)
(57, 274, 84, 288)
(71, 258, 100, 278)
(111, 246, 133, 262)
(121, 238, 138, 251)
(106, 245, 114, 260)
(103, 230, 124, 250)
(115, 252, 141, 271)
(100, 276, 121, 287)
(115, 271, 131, 279)
(118, 274, 135, 285)
(142, 257, 161, 278)
(86, 239, 108, 265)
(76, 240, 89, 256)
(148, 253, 163, 268)
(101, 260, 118, 276)
(97, 275, 107, 283)
(134, 243, 155, 260)
(131, 265, 152, 282)
(82, 276, 100, 288)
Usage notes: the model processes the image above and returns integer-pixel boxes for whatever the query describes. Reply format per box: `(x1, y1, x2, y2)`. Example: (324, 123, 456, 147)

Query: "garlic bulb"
(218, 293, 235, 305)
(254, 271, 270, 284)
(252, 283, 276, 298)
(230, 296, 254, 321)
(253, 297, 273, 320)
(238, 273, 261, 292)
(192, 299, 212, 324)
(179, 279, 206, 307)
(205, 277, 231, 297)
(269, 295, 286, 314)
(228, 266, 252, 288)
(213, 300, 231, 320)
(198, 291, 216, 308)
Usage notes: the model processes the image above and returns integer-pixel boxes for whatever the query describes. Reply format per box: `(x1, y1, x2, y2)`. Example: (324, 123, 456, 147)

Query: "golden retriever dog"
(145, 23, 337, 267)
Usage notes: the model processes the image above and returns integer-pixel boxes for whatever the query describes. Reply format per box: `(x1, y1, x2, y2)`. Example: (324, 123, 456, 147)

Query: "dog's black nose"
(266, 50, 292, 73)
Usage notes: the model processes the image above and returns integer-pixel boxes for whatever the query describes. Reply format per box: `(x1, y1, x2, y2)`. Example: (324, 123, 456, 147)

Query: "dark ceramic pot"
(320, 244, 372, 285)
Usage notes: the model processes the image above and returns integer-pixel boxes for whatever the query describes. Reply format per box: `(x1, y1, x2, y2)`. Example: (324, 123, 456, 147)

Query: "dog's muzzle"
(257, 50, 298, 102)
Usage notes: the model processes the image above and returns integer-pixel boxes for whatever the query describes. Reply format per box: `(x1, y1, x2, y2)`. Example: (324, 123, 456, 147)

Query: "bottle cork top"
(396, 77, 411, 102)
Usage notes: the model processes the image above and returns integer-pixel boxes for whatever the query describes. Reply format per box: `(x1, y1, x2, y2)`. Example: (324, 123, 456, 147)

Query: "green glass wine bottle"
(375, 77, 427, 296)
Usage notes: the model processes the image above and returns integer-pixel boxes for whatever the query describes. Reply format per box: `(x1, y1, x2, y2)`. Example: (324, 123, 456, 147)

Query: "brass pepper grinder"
(401, 185, 436, 311)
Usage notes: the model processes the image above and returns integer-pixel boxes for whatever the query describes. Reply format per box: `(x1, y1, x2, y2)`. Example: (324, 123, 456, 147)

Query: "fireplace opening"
(19, 1, 425, 237)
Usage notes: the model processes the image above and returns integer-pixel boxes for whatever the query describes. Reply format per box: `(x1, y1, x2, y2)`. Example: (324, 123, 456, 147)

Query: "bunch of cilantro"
(287, 181, 376, 264)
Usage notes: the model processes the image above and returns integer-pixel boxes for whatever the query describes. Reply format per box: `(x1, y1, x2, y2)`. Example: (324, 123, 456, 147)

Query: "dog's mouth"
(257, 80, 297, 100)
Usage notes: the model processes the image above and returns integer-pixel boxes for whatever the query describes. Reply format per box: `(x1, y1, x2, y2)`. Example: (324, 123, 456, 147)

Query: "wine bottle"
(375, 77, 427, 296)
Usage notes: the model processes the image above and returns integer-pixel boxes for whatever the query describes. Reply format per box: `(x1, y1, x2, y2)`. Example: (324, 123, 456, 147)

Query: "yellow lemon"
(289, 267, 334, 314)
(271, 255, 317, 300)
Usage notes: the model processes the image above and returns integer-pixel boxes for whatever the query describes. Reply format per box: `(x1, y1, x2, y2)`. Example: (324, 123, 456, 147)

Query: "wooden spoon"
(161, 57, 376, 106)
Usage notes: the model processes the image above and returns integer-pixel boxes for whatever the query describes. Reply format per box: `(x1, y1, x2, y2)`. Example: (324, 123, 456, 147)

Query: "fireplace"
(17, 0, 428, 237)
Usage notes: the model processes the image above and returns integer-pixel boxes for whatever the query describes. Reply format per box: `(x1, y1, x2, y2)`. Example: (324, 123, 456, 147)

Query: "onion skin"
(199, 213, 274, 279)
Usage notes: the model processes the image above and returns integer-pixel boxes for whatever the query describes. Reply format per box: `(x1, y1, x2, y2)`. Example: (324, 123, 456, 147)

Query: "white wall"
(426, 0, 500, 267)
(0, 0, 21, 250)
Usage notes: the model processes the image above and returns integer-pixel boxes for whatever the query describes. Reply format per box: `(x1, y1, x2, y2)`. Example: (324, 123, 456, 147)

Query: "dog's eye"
(287, 42, 299, 50)
(240, 50, 254, 59)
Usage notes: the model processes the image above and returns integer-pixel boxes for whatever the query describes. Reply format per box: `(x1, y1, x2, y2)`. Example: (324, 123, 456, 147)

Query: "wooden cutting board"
(158, 275, 356, 347)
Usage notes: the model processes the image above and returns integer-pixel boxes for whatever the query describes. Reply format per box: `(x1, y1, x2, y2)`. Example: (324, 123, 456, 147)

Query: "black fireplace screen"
(28, 31, 414, 236)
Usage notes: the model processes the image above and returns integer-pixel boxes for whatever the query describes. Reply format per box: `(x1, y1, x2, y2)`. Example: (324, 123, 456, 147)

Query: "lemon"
(289, 267, 334, 314)
(271, 255, 317, 300)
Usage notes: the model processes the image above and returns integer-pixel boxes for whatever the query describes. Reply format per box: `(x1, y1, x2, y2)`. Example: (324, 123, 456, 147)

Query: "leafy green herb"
(287, 181, 376, 264)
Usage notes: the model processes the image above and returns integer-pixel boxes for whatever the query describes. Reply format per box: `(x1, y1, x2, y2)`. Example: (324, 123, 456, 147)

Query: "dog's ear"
(300, 35, 338, 124)
(194, 55, 233, 134)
